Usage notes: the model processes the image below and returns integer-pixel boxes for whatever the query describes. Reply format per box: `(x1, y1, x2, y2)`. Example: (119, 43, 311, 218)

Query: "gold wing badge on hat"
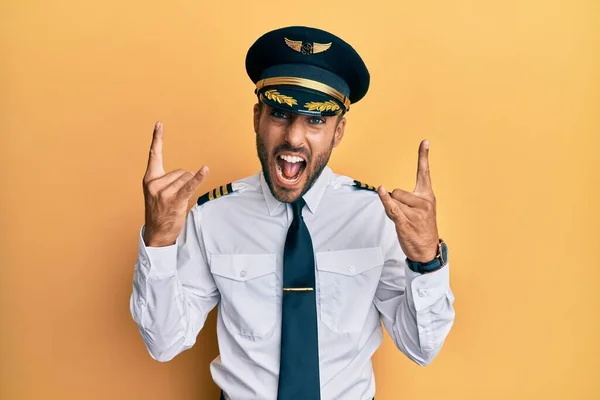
(285, 38, 332, 55)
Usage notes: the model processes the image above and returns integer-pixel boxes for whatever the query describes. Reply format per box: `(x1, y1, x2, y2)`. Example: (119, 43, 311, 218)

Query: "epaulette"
(197, 183, 235, 206)
(352, 180, 378, 192)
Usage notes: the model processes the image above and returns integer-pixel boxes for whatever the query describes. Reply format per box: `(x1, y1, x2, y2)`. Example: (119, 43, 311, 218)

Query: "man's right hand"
(142, 121, 209, 247)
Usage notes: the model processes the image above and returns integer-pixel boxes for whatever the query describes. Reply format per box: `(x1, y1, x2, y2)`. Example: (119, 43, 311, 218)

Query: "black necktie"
(277, 198, 321, 399)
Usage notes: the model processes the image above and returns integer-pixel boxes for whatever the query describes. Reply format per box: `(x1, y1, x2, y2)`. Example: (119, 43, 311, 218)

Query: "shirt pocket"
(211, 253, 277, 339)
(316, 247, 384, 333)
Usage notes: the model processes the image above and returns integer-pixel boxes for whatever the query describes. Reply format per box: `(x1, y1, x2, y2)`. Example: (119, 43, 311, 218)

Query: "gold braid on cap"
(263, 89, 297, 107)
(305, 100, 340, 112)
(256, 77, 350, 111)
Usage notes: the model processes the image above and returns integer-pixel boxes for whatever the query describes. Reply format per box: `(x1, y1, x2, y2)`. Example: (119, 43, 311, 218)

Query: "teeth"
(279, 154, 304, 163)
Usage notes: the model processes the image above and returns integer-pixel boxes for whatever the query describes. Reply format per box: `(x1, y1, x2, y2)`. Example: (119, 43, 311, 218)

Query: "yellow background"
(2, 0, 599, 399)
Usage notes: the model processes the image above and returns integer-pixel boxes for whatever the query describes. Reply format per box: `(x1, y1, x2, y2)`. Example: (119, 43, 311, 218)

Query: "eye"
(308, 116, 325, 124)
(271, 109, 289, 119)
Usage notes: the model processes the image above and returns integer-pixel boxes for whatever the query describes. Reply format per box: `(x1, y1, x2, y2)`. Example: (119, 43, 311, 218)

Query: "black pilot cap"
(246, 26, 370, 116)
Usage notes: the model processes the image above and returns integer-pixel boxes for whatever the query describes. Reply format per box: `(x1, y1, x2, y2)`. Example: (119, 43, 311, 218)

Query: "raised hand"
(377, 140, 440, 263)
(142, 122, 209, 247)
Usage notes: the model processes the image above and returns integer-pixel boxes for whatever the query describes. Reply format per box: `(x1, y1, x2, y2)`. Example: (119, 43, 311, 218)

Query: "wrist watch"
(406, 238, 448, 273)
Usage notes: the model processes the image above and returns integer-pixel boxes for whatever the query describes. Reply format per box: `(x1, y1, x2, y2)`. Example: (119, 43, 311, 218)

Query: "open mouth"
(275, 153, 307, 187)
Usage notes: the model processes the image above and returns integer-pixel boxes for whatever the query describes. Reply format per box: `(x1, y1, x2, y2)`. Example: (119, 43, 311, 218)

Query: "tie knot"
(291, 198, 306, 219)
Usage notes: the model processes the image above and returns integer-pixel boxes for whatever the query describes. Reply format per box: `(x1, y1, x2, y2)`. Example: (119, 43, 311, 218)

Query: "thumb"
(377, 185, 405, 222)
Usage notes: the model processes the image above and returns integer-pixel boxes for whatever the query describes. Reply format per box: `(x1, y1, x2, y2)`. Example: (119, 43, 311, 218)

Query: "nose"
(283, 115, 305, 148)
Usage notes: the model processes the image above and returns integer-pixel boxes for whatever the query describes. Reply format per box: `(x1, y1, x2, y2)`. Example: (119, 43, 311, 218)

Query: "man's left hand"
(377, 139, 440, 263)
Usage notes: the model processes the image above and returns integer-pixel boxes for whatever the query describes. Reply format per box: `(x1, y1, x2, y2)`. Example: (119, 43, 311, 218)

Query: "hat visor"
(258, 86, 344, 117)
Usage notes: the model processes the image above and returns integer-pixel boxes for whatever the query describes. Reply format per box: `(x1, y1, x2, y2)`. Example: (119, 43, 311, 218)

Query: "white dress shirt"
(130, 166, 455, 400)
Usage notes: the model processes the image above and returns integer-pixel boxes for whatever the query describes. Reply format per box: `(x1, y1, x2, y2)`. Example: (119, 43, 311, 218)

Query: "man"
(130, 26, 455, 400)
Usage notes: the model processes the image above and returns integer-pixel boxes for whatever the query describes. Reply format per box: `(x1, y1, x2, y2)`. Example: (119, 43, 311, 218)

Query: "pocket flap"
(210, 253, 276, 281)
(316, 247, 383, 276)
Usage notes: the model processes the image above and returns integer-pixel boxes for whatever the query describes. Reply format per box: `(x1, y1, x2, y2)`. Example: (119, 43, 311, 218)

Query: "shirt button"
(418, 289, 427, 297)
(240, 271, 247, 278)
(348, 266, 355, 273)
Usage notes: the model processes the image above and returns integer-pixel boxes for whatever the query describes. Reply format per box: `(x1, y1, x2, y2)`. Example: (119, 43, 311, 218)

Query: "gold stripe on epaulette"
(353, 180, 377, 192)
(198, 183, 236, 206)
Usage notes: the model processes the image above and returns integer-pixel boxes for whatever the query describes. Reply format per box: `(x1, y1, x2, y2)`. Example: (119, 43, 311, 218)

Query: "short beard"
(256, 133, 334, 204)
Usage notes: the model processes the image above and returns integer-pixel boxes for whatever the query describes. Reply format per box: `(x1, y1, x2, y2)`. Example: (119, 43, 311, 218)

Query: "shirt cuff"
(138, 225, 178, 278)
(406, 262, 451, 312)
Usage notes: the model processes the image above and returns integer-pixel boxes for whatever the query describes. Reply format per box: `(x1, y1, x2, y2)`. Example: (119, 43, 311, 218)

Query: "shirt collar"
(260, 166, 332, 216)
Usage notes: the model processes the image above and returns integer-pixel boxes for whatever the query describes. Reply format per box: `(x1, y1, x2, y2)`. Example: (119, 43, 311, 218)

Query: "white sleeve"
(373, 218, 455, 366)
(129, 204, 219, 362)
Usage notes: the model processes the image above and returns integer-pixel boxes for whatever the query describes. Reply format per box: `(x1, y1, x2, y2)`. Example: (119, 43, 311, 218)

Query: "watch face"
(441, 242, 448, 264)
(423, 242, 447, 272)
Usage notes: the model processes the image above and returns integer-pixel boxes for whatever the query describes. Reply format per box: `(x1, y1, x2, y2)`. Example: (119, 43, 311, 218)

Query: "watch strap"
(406, 238, 448, 273)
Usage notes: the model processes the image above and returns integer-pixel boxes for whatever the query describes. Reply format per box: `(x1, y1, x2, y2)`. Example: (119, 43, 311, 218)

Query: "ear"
(332, 116, 346, 148)
(253, 103, 261, 134)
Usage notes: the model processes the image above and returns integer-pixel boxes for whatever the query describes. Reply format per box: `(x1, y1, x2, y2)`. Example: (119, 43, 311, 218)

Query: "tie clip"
(283, 288, 314, 292)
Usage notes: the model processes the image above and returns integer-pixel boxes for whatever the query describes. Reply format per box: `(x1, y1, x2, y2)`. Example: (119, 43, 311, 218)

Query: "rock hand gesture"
(142, 122, 209, 247)
(377, 140, 440, 263)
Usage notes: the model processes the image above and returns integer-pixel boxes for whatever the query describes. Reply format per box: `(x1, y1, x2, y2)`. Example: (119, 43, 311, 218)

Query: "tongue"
(281, 160, 302, 179)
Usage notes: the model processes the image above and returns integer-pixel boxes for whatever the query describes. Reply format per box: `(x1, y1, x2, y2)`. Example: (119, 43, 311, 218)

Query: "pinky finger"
(175, 166, 209, 199)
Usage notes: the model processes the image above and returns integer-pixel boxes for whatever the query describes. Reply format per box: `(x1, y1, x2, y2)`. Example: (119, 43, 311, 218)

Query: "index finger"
(415, 139, 432, 193)
(145, 121, 165, 180)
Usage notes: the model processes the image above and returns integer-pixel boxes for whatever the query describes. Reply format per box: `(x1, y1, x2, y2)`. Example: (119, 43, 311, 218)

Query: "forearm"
(131, 267, 192, 362)
(130, 254, 204, 361)
(376, 263, 455, 366)
(130, 210, 219, 362)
